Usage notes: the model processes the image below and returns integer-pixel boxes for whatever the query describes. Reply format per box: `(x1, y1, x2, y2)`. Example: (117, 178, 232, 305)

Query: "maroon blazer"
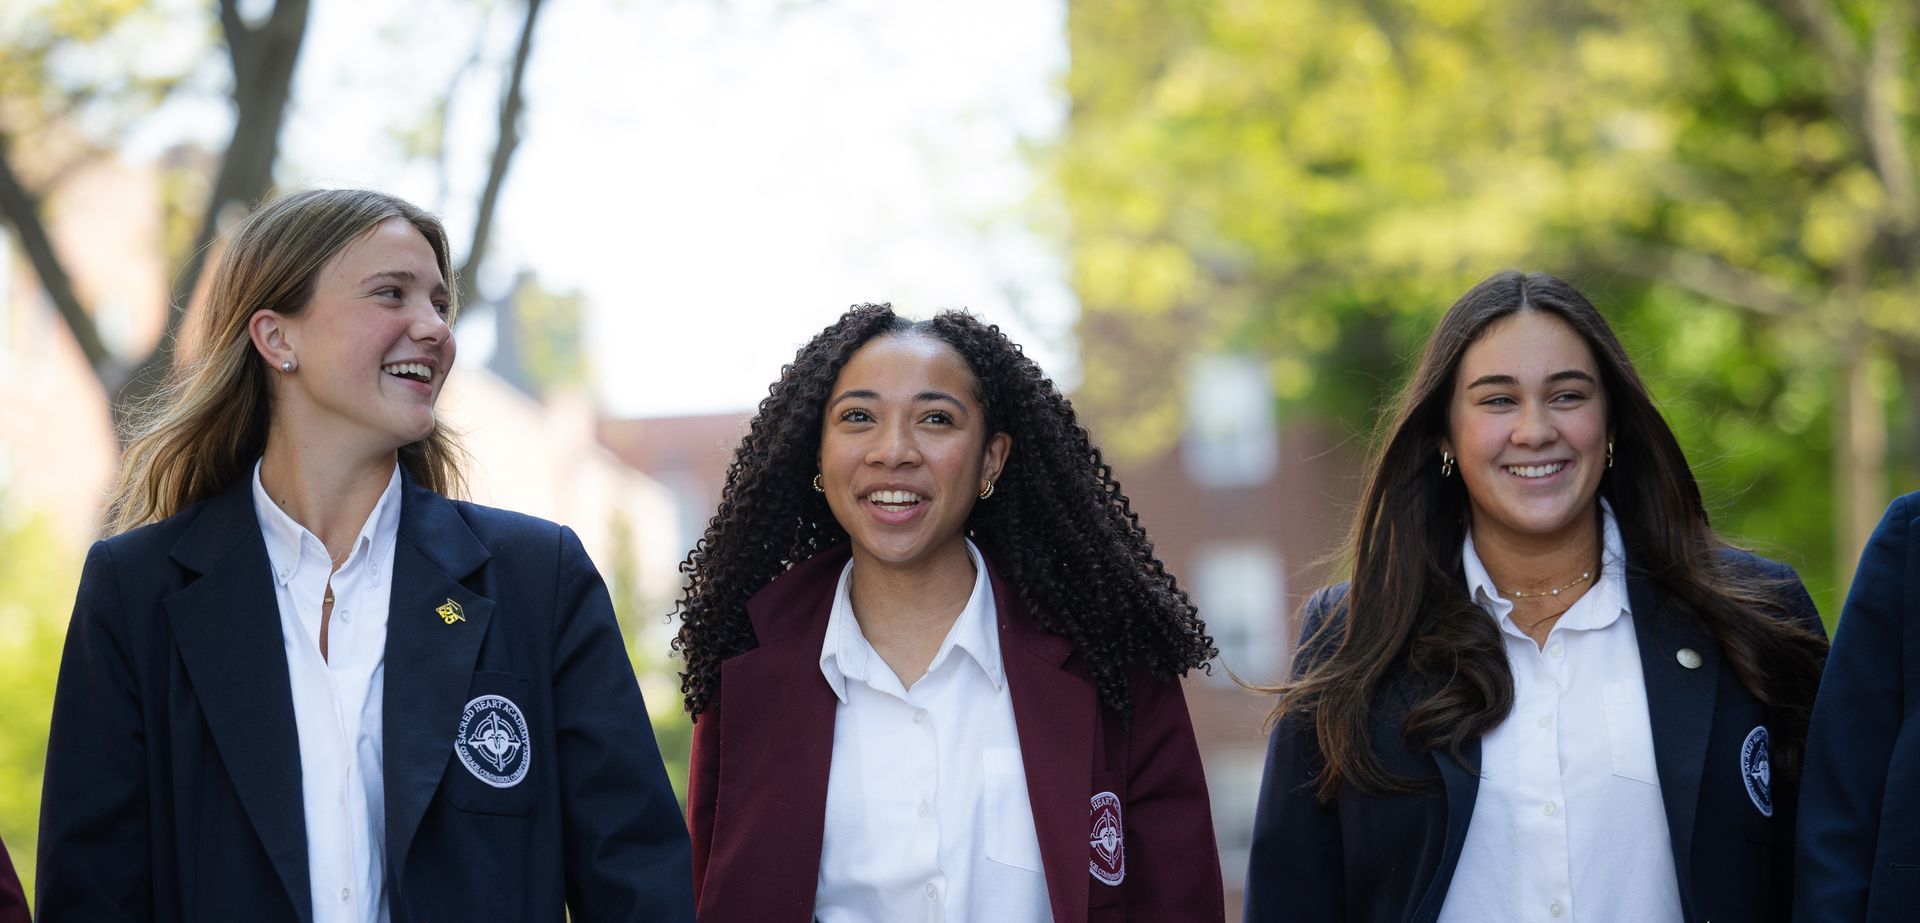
(687, 544, 1224, 922)
(0, 834, 25, 923)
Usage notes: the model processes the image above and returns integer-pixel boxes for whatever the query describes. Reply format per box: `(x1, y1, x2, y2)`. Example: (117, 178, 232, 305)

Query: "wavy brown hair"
(673, 304, 1216, 720)
(1276, 270, 1828, 800)
(105, 188, 467, 534)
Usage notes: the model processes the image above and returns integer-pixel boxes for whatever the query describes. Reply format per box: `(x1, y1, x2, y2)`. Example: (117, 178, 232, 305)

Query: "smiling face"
(1442, 309, 1610, 549)
(256, 216, 457, 457)
(818, 333, 1011, 574)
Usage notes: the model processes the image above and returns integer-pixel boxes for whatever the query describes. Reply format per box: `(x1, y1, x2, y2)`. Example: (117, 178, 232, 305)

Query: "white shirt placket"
(1527, 632, 1573, 920)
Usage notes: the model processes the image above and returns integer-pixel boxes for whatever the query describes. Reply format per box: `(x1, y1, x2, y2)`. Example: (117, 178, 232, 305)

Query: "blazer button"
(1676, 648, 1703, 669)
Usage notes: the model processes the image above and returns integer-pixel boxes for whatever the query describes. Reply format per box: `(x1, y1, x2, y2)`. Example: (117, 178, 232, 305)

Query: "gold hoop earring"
(1440, 451, 1455, 478)
(978, 479, 995, 500)
(1606, 439, 1615, 469)
(812, 474, 824, 493)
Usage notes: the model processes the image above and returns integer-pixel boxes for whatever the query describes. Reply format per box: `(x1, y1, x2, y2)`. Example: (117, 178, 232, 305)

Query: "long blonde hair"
(105, 188, 469, 534)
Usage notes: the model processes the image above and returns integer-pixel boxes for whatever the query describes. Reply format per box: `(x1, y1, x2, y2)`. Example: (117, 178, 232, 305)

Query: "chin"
(851, 533, 939, 567)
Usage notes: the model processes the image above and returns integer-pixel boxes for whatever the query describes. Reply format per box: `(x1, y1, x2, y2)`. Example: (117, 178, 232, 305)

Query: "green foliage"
(0, 0, 207, 162)
(1051, 0, 1920, 623)
(510, 274, 591, 395)
(608, 510, 689, 806)
(0, 498, 83, 900)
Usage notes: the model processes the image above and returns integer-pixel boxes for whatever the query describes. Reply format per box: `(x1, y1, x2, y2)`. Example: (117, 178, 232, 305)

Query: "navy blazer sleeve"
(1244, 586, 1347, 923)
(549, 526, 695, 920)
(1796, 493, 1916, 921)
(37, 541, 152, 921)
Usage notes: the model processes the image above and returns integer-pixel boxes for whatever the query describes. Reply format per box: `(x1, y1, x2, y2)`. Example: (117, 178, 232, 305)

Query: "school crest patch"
(454, 694, 531, 789)
(1089, 790, 1125, 886)
(1741, 725, 1772, 817)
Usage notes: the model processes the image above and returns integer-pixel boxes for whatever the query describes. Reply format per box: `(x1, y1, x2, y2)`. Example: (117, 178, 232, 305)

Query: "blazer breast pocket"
(443, 671, 537, 816)
(1087, 770, 1126, 909)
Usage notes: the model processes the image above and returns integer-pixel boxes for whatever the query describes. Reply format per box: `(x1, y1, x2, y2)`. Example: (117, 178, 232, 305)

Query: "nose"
(410, 301, 452, 345)
(1511, 400, 1558, 448)
(867, 419, 923, 467)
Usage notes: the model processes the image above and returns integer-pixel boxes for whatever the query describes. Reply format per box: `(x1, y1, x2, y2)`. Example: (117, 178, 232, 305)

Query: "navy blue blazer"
(1797, 491, 1920, 921)
(37, 473, 694, 922)
(1245, 551, 1821, 923)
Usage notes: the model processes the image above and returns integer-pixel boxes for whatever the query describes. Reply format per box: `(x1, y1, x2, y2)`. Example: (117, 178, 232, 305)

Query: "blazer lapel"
(382, 477, 494, 879)
(1412, 739, 1483, 923)
(710, 549, 842, 919)
(993, 563, 1096, 923)
(1629, 572, 1719, 903)
(165, 479, 313, 923)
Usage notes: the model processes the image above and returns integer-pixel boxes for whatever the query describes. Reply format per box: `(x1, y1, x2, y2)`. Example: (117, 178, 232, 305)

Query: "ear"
(1437, 436, 1454, 458)
(982, 432, 1012, 483)
(248, 310, 298, 372)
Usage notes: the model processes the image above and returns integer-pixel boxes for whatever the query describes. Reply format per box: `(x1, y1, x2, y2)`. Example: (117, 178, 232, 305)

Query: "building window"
(1192, 541, 1286, 684)
(1182, 353, 1278, 488)
(1207, 749, 1269, 891)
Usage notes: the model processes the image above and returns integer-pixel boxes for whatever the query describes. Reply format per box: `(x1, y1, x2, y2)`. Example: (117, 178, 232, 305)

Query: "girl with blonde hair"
(39, 188, 693, 923)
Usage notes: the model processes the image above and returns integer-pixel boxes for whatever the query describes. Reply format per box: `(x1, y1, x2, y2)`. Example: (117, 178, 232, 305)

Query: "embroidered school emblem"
(454, 694, 531, 788)
(436, 598, 466, 624)
(1741, 725, 1773, 817)
(1089, 790, 1125, 886)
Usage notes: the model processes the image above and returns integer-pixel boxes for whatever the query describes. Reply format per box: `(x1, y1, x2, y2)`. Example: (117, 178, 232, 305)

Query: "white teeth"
(866, 489, 923, 505)
(1505, 462, 1567, 479)
(382, 361, 432, 382)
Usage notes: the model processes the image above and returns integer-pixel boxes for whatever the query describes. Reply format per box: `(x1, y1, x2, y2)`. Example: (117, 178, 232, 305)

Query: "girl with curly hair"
(1244, 271, 1828, 922)
(677, 304, 1223, 922)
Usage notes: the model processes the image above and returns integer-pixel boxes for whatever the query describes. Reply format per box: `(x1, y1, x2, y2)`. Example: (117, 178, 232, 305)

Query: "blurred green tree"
(0, 0, 546, 439)
(0, 498, 85, 896)
(608, 510, 690, 806)
(1050, 0, 1919, 619)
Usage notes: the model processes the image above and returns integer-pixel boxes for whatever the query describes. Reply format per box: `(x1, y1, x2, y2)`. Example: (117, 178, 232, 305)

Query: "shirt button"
(912, 710, 926, 724)
(1550, 901, 1563, 917)
(1548, 643, 1564, 658)
(916, 800, 929, 817)
(340, 887, 351, 901)
(1536, 715, 1551, 728)
(1542, 801, 1557, 816)
(924, 882, 938, 897)
(279, 567, 290, 580)
(337, 609, 351, 623)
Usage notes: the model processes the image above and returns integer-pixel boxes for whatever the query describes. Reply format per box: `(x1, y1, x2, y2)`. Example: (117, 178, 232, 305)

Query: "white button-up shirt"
(252, 461, 399, 923)
(813, 540, 1051, 923)
(1438, 502, 1684, 923)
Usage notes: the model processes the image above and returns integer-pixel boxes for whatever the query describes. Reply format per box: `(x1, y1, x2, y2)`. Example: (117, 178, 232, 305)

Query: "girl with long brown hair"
(38, 189, 692, 922)
(1245, 271, 1826, 922)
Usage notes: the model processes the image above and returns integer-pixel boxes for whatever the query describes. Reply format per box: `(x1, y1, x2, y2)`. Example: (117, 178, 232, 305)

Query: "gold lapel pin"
(436, 598, 466, 625)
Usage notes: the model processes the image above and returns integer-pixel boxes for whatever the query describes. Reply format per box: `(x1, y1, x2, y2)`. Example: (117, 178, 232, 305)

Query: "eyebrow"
(361, 269, 450, 298)
(1465, 369, 1597, 389)
(827, 388, 969, 412)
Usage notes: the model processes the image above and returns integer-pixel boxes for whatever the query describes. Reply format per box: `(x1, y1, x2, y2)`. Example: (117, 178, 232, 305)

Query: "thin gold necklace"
(1501, 562, 1598, 600)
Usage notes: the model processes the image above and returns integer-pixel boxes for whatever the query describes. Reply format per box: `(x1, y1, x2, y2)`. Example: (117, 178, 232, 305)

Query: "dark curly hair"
(673, 303, 1216, 720)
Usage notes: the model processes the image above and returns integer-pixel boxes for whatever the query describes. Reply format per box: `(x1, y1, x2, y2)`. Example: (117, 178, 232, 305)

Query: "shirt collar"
(1462, 498, 1631, 632)
(251, 459, 403, 588)
(818, 538, 1003, 702)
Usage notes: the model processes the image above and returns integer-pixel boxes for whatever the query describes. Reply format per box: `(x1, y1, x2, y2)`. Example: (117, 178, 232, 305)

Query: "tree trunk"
(1833, 323, 1889, 593)
(110, 0, 315, 437)
(458, 0, 545, 308)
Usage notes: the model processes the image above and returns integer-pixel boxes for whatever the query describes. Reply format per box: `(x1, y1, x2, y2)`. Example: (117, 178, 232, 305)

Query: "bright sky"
(141, 0, 1078, 418)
